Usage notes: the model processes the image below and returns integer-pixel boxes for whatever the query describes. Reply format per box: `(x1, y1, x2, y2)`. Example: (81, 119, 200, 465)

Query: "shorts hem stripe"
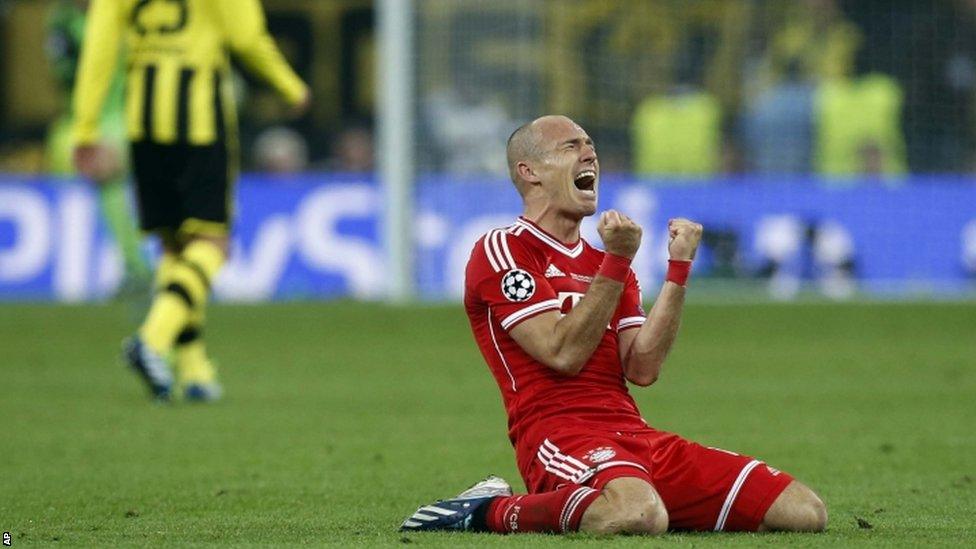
(592, 460, 649, 475)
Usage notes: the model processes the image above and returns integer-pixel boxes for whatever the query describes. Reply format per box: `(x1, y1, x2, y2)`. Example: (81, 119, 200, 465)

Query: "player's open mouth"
(574, 170, 596, 194)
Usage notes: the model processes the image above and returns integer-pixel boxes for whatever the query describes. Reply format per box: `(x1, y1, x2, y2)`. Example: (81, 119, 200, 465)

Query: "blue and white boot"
(184, 382, 223, 402)
(400, 475, 512, 532)
(122, 336, 173, 401)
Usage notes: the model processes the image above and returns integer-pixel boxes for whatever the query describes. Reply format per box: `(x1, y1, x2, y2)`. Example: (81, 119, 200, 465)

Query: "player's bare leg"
(579, 477, 668, 535)
(759, 480, 827, 532)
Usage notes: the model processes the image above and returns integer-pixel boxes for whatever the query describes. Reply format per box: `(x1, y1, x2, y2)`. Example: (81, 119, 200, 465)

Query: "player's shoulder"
(468, 221, 541, 274)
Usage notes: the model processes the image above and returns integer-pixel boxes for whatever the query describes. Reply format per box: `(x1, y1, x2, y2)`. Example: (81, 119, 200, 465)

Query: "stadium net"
(409, 0, 976, 301)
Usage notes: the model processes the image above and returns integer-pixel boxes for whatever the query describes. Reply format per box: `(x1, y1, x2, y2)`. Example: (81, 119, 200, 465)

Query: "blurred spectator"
(253, 127, 309, 174)
(631, 90, 722, 176)
(326, 124, 374, 173)
(631, 33, 724, 176)
(843, 0, 976, 173)
(741, 0, 861, 175)
(5, 0, 976, 178)
(741, 60, 815, 174)
(753, 0, 862, 90)
(814, 68, 907, 177)
(745, 0, 906, 177)
(423, 86, 514, 176)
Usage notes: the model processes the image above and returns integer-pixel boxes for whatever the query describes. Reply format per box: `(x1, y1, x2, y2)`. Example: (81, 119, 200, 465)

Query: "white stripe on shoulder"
(500, 299, 560, 330)
(491, 230, 513, 270)
(483, 232, 501, 272)
(498, 230, 516, 268)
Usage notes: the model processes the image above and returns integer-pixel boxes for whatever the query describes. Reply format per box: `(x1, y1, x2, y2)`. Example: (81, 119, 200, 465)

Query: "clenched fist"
(598, 210, 642, 260)
(667, 218, 703, 261)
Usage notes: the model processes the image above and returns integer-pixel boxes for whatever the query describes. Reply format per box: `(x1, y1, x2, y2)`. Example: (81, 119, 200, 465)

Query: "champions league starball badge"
(502, 269, 536, 302)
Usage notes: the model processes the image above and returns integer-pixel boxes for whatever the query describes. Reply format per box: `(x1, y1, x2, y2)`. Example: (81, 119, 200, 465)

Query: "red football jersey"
(464, 217, 649, 448)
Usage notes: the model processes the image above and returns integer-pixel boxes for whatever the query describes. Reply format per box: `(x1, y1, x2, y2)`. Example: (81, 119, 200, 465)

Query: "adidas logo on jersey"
(544, 264, 566, 278)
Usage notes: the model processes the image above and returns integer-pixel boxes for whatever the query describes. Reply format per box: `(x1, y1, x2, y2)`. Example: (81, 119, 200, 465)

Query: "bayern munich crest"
(584, 446, 616, 464)
(502, 269, 536, 302)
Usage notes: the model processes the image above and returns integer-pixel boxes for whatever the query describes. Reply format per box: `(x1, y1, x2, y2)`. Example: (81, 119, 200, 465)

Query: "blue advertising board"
(1, 174, 974, 301)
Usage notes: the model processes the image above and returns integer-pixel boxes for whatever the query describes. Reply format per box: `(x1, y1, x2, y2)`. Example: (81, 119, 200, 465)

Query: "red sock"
(484, 485, 601, 533)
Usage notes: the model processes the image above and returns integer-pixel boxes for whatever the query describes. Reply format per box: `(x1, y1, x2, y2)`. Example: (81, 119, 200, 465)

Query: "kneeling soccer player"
(400, 115, 827, 535)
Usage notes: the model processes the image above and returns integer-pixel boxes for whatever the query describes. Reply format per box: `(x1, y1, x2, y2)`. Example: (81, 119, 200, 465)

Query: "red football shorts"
(518, 426, 794, 531)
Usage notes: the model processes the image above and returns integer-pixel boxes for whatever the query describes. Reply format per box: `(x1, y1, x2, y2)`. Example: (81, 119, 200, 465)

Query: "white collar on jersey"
(513, 217, 585, 258)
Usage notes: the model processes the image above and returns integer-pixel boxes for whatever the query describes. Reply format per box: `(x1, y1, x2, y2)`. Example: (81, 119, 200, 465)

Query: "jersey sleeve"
(217, 0, 308, 106)
(71, 0, 124, 145)
(468, 229, 559, 331)
(613, 269, 646, 333)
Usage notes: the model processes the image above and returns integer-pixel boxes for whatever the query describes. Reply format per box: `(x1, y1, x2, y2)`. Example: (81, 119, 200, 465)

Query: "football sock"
(154, 252, 179, 288)
(174, 327, 216, 384)
(159, 248, 218, 385)
(139, 240, 224, 354)
(480, 485, 601, 533)
(98, 180, 149, 279)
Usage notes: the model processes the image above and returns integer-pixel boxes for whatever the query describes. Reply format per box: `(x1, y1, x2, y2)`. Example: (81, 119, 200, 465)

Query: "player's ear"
(517, 161, 541, 184)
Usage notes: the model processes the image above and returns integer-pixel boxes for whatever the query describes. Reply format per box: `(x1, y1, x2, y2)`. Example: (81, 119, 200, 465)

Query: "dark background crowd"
(2, 0, 975, 178)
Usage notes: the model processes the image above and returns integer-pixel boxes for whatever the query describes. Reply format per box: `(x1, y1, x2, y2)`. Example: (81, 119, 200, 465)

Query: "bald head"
(506, 115, 576, 192)
(506, 122, 541, 189)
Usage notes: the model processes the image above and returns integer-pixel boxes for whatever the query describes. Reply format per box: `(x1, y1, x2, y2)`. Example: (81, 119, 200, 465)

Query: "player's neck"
(521, 209, 581, 244)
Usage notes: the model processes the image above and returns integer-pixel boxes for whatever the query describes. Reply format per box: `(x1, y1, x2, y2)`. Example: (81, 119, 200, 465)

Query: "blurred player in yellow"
(72, 0, 310, 402)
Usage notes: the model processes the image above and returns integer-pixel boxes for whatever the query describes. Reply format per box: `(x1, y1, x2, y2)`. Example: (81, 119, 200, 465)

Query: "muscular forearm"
(510, 211, 642, 377)
(622, 281, 686, 386)
(545, 275, 624, 375)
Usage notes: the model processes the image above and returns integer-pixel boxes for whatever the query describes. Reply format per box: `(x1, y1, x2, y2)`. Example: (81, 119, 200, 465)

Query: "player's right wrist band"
(666, 259, 692, 287)
(598, 253, 632, 283)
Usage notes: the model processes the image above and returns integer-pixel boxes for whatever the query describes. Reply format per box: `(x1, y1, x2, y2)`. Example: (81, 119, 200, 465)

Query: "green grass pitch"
(1, 301, 974, 547)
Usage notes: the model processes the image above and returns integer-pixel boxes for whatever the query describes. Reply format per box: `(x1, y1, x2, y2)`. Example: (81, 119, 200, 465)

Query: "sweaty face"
(534, 118, 599, 218)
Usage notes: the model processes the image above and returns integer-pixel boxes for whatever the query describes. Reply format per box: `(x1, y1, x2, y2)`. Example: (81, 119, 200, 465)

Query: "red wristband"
(666, 259, 692, 287)
(598, 253, 632, 283)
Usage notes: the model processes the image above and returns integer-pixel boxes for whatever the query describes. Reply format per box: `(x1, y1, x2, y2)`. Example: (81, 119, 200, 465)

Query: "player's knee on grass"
(579, 477, 668, 535)
(761, 480, 827, 532)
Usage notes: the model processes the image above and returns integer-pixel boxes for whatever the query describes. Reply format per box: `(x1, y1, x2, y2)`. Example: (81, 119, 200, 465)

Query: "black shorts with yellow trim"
(131, 140, 234, 237)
